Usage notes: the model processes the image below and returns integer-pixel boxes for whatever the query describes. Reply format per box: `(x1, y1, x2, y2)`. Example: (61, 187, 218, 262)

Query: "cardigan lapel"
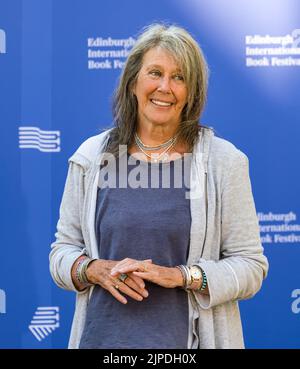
(187, 128, 212, 265)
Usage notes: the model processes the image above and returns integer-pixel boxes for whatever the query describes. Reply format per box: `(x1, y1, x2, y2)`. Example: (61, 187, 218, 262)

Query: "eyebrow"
(145, 64, 182, 73)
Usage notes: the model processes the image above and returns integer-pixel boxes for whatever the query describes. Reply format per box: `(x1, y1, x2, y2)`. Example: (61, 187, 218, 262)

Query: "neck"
(136, 123, 179, 145)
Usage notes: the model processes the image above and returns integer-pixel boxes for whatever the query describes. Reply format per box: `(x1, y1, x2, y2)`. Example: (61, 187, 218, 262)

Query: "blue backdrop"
(0, 0, 300, 348)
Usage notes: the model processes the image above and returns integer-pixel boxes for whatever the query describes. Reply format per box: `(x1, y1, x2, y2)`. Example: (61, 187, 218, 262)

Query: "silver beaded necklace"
(134, 133, 178, 163)
(134, 132, 177, 151)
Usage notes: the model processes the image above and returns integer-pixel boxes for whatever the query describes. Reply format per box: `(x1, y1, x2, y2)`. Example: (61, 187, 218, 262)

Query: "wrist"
(190, 265, 207, 292)
(175, 265, 189, 289)
(75, 256, 97, 286)
(185, 265, 201, 290)
(173, 267, 185, 288)
(176, 264, 207, 292)
(85, 258, 99, 284)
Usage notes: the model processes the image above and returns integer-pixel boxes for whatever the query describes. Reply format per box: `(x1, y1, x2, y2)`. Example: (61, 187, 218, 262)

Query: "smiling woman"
(132, 47, 188, 134)
(50, 23, 268, 349)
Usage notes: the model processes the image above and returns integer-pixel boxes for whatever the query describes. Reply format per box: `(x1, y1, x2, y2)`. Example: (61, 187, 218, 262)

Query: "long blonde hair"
(106, 23, 210, 156)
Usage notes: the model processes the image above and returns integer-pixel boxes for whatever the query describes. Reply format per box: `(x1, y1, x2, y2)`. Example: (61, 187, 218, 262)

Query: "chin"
(148, 116, 178, 126)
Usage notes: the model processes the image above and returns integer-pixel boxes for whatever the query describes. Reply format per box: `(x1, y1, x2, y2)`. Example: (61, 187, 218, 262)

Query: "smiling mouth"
(150, 99, 174, 107)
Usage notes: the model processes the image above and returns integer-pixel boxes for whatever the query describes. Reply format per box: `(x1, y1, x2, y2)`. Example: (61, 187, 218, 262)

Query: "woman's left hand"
(110, 258, 183, 289)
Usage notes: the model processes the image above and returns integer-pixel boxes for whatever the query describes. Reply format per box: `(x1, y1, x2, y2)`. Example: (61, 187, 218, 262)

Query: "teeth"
(151, 99, 173, 107)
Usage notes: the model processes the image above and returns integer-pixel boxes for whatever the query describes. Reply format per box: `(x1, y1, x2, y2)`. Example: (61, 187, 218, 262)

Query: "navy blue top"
(79, 153, 192, 349)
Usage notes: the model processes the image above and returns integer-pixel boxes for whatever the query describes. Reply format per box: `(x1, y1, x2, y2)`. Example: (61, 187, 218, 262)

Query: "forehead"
(141, 46, 182, 70)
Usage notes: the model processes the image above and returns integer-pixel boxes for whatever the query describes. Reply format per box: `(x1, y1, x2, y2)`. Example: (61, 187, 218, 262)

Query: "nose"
(157, 76, 171, 93)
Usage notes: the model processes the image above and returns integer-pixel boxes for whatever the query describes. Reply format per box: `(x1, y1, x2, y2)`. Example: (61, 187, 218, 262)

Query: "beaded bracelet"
(197, 266, 207, 292)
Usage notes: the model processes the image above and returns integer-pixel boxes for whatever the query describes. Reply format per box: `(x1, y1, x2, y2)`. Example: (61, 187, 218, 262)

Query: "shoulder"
(198, 129, 250, 182)
(68, 128, 112, 169)
(209, 133, 249, 169)
(204, 133, 251, 190)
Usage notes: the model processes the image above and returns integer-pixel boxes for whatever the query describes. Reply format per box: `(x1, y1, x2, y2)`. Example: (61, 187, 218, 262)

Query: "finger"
(112, 258, 133, 270)
(108, 285, 127, 305)
(132, 271, 156, 281)
(110, 262, 139, 276)
(129, 274, 145, 289)
(122, 275, 141, 290)
(111, 259, 153, 275)
(123, 276, 149, 298)
(117, 281, 145, 301)
(112, 261, 151, 276)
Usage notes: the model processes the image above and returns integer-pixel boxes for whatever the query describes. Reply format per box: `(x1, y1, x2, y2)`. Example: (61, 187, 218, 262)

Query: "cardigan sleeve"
(193, 151, 269, 309)
(49, 160, 88, 293)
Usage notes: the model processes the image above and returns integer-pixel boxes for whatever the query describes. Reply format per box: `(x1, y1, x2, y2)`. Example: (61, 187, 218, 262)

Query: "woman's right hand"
(85, 259, 151, 304)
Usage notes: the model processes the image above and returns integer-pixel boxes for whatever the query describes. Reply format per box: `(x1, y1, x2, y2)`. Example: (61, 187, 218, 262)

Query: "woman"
(50, 23, 268, 349)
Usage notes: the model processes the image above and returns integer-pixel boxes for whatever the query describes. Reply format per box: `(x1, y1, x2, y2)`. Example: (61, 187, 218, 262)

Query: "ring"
(114, 284, 119, 290)
(119, 273, 128, 283)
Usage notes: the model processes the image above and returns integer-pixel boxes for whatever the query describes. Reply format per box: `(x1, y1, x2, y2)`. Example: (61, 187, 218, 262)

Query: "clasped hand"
(86, 257, 180, 305)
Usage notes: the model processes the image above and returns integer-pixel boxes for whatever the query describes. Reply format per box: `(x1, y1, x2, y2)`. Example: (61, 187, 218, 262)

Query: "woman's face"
(133, 47, 188, 130)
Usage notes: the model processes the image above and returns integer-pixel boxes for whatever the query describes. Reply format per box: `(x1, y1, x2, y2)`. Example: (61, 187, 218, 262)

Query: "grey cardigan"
(49, 127, 268, 349)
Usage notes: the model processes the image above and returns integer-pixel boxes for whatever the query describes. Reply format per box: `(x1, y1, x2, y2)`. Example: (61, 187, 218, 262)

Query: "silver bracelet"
(76, 257, 96, 285)
(176, 265, 187, 288)
(176, 265, 191, 290)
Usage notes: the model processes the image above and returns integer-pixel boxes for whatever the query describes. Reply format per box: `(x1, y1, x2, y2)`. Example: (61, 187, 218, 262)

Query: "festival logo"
(258, 211, 300, 245)
(29, 306, 60, 341)
(87, 36, 135, 70)
(245, 29, 300, 67)
(19, 126, 61, 152)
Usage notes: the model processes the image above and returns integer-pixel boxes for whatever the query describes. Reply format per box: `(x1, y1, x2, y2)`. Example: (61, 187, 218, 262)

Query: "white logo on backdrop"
(19, 126, 61, 152)
(29, 306, 60, 341)
(0, 29, 6, 54)
(258, 211, 300, 245)
(87, 36, 136, 70)
(0, 289, 6, 314)
(245, 29, 300, 67)
(291, 289, 300, 314)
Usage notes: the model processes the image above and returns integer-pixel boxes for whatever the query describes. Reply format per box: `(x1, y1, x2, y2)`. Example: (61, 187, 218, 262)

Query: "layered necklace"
(134, 132, 178, 163)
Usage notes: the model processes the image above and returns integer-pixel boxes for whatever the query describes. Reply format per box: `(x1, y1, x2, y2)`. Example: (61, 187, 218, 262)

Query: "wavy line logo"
(0, 29, 6, 54)
(19, 126, 61, 152)
(29, 306, 60, 341)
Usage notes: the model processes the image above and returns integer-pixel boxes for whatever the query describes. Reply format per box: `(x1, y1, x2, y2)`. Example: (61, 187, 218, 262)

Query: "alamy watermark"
(291, 289, 300, 314)
(97, 146, 205, 200)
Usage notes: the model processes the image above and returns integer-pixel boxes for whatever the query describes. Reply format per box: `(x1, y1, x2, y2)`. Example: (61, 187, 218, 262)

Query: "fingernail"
(143, 291, 149, 297)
